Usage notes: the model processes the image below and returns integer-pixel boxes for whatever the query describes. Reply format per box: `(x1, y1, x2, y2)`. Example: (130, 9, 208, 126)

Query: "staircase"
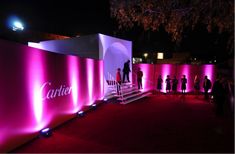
(104, 73, 152, 104)
(117, 82, 152, 105)
(104, 80, 120, 100)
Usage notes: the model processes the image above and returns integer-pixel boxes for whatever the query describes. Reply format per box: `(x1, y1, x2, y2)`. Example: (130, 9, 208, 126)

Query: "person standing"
(122, 60, 131, 83)
(181, 75, 187, 94)
(137, 67, 143, 89)
(194, 75, 200, 96)
(116, 68, 122, 95)
(165, 75, 171, 93)
(172, 75, 178, 94)
(203, 75, 212, 100)
(212, 75, 225, 116)
(157, 75, 163, 92)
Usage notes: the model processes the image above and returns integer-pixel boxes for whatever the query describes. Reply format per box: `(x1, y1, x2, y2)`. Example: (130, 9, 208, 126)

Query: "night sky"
(0, 0, 232, 60)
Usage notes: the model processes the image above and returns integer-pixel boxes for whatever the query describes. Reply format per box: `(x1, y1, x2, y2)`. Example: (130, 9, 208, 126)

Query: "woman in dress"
(165, 75, 171, 93)
(181, 75, 187, 94)
(194, 75, 200, 96)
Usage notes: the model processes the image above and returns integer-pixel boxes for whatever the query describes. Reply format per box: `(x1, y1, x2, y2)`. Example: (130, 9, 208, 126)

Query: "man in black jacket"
(123, 60, 131, 83)
(203, 75, 212, 100)
(212, 75, 226, 116)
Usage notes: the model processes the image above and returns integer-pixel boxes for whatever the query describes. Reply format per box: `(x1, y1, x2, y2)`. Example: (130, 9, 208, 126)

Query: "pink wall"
(0, 39, 104, 152)
(133, 64, 216, 93)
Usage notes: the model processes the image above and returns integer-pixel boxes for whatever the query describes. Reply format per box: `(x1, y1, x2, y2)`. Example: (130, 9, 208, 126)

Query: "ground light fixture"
(90, 103, 97, 110)
(77, 111, 84, 117)
(40, 128, 52, 137)
(91, 104, 96, 107)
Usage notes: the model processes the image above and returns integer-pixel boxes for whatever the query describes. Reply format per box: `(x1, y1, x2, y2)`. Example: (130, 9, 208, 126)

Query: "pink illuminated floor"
(13, 94, 234, 153)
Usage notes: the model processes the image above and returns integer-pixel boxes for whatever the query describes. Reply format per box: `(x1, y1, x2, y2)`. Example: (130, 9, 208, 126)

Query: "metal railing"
(107, 72, 124, 102)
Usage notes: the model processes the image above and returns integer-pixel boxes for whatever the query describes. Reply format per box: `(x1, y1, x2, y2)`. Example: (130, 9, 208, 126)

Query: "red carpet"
(13, 94, 234, 153)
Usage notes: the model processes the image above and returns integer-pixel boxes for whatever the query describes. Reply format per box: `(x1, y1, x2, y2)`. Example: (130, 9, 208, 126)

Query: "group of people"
(156, 74, 212, 97)
(117, 61, 213, 98)
(157, 73, 232, 116)
(115, 61, 233, 117)
(156, 75, 188, 94)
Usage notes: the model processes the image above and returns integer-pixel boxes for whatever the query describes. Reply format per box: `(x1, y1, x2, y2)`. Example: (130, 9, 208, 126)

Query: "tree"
(110, 0, 234, 54)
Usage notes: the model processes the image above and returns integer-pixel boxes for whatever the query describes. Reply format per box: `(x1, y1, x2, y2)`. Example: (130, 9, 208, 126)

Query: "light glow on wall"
(67, 56, 79, 113)
(137, 64, 151, 91)
(0, 129, 4, 144)
(87, 59, 94, 105)
(202, 64, 215, 92)
(142, 66, 148, 90)
(181, 65, 190, 92)
(161, 64, 171, 92)
(33, 80, 43, 123)
(27, 50, 45, 131)
(99, 61, 104, 99)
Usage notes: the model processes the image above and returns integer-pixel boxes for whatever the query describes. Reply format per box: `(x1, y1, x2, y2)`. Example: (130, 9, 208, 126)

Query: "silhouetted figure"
(194, 75, 200, 96)
(223, 78, 234, 116)
(137, 67, 143, 89)
(203, 76, 212, 100)
(116, 68, 122, 95)
(181, 75, 187, 94)
(172, 76, 178, 94)
(165, 75, 171, 93)
(157, 75, 163, 92)
(212, 75, 225, 116)
(123, 60, 131, 83)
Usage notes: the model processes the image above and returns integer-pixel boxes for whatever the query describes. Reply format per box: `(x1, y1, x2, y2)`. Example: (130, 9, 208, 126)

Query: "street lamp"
(7, 16, 25, 31)
(12, 21, 24, 31)
(143, 53, 148, 58)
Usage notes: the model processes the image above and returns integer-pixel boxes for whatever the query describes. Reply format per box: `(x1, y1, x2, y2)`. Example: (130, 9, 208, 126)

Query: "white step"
(122, 88, 140, 96)
(107, 85, 117, 89)
(117, 91, 141, 101)
(105, 90, 116, 95)
(121, 86, 138, 93)
(104, 90, 119, 100)
(120, 92, 152, 105)
(121, 83, 135, 88)
(104, 93, 118, 100)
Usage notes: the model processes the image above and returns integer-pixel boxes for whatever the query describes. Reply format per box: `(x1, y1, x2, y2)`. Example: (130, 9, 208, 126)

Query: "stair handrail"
(107, 72, 124, 102)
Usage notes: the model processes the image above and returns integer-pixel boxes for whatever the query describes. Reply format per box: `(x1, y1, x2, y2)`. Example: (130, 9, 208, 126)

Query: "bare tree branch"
(110, 0, 234, 52)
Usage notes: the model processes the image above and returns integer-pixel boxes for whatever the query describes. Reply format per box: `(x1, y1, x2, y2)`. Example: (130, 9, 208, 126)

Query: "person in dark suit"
(137, 67, 143, 89)
(203, 75, 212, 100)
(122, 60, 131, 83)
(212, 75, 225, 116)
